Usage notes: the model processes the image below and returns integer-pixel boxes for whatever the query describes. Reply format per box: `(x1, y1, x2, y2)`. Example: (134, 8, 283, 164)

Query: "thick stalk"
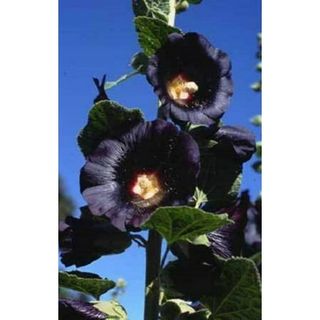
(144, 230, 162, 320)
(168, 0, 176, 26)
(144, 3, 176, 319)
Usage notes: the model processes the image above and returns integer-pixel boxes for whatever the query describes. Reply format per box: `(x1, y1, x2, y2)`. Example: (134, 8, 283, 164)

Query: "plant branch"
(144, 230, 162, 320)
(143, 3, 176, 319)
(168, 0, 176, 26)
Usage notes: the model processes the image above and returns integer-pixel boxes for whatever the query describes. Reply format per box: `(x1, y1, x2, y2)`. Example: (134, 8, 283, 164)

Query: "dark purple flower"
(147, 32, 233, 126)
(190, 124, 256, 163)
(244, 195, 261, 256)
(207, 191, 250, 258)
(59, 208, 132, 267)
(213, 125, 256, 162)
(171, 192, 249, 264)
(80, 119, 200, 231)
(59, 299, 107, 320)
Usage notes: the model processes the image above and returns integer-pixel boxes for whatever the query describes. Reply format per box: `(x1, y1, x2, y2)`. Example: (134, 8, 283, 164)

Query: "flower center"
(166, 75, 198, 106)
(131, 173, 161, 200)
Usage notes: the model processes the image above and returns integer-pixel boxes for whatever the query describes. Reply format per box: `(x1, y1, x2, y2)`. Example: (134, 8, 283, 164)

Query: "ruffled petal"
(213, 125, 256, 162)
(80, 120, 200, 230)
(146, 32, 233, 125)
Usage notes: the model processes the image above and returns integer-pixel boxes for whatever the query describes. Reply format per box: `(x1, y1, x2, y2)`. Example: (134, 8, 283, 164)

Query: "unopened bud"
(176, 1, 189, 13)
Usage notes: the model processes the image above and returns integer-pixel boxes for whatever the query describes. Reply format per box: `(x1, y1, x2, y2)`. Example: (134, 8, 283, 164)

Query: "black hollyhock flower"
(212, 125, 256, 162)
(244, 195, 261, 256)
(80, 119, 200, 231)
(147, 32, 233, 126)
(59, 208, 132, 267)
(171, 192, 249, 264)
(207, 191, 250, 258)
(59, 299, 107, 320)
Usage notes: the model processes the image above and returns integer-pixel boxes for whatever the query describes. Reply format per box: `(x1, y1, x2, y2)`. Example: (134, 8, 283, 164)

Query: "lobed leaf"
(160, 299, 195, 320)
(59, 271, 116, 300)
(134, 16, 181, 57)
(131, 52, 149, 74)
(209, 258, 261, 320)
(93, 300, 128, 320)
(132, 0, 172, 23)
(142, 206, 232, 244)
(77, 100, 143, 157)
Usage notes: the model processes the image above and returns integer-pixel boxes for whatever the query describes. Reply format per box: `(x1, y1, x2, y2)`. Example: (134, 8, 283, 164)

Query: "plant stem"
(144, 230, 162, 320)
(168, 0, 176, 26)
(144, 3, 176, 319)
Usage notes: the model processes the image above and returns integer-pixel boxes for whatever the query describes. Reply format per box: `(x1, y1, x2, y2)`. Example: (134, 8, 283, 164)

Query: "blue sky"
(59, 0, 261, 318)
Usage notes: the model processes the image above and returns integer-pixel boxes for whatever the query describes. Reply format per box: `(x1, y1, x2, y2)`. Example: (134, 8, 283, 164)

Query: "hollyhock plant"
(146, 32, 233, 126)
(80, 119, 200, 231)
(59, 2, 261, 319)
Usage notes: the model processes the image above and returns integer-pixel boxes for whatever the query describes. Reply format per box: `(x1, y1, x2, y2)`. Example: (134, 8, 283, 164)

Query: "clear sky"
(59, 0, 261, 318)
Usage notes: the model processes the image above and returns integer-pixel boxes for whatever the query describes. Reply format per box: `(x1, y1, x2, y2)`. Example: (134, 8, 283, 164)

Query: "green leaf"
(249, 252, 262, 268)
(255, 141, 262, 158)
(186, 234, 210, 246)
(93, 300, 127, 319)
(252, 160, 262, 173)
(131, 52, 149, 74)
(132, 0, 172, 23)
(77, 100, 143, 157)
(250, 114, 262, 127)
(193, 187, 208, 209)
(210, 258, 261, 320)
(160, 299, 195, 320)
(135, 16, 181, 57)
(142, 206, 232, 244)
(256, 61, 262, 72)
(59, 271, 116, 300)
(251, 81, 261, 92)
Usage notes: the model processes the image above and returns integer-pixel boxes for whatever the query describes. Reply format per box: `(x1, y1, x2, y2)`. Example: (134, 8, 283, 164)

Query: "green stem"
(104, 68, 141, 90)
(144, 3, 176, 319)
(168, 0, 176, 26)
(144, 230, 162, 320)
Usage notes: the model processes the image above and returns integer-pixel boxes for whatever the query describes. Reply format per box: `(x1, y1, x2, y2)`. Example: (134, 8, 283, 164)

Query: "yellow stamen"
(132, 173, 161, 200)
(167, 75, 198, 105)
